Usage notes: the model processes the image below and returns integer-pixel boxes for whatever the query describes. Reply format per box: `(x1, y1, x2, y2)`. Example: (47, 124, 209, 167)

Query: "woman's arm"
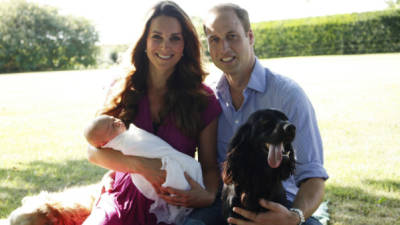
(197, 118, 220, 200)
(87, 146, 166, 190)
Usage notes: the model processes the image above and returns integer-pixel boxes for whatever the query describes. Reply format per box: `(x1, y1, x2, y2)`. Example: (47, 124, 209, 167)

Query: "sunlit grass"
(1, 54, 400, 224)
(259, 53, 400, 224)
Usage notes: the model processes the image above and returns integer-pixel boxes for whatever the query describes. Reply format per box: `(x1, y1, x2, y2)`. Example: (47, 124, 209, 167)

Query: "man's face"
(204, 9, 254, 77)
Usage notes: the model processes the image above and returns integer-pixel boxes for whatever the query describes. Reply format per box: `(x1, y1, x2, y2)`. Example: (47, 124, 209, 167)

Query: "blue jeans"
(182, 195, 322, 225)
(304, 216, 322, 225)
(184, 212, 321, 225)
(182, 195, 226, 225)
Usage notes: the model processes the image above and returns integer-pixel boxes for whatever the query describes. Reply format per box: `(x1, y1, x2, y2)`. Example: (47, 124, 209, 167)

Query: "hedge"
(252, 9, 400, 58)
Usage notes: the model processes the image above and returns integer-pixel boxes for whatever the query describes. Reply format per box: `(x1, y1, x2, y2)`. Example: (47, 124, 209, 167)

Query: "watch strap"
(289, 208, 305, 225)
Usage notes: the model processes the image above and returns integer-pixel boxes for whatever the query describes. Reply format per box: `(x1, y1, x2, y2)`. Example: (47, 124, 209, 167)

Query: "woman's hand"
(158, 173, 215, 208)
(135, 157, 167, 194)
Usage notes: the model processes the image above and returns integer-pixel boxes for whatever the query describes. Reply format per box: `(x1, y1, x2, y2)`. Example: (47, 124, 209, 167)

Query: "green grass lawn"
(1, 53, 400, 224)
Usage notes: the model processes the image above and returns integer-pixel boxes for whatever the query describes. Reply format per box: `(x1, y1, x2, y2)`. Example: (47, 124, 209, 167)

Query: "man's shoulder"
(264, 68, 302, 93)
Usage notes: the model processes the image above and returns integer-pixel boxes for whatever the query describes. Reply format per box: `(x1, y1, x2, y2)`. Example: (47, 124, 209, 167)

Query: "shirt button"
(235, 120, 239, 124)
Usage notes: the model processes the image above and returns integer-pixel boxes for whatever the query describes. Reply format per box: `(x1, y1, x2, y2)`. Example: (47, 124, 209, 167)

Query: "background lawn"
(1, 53, 400, 224)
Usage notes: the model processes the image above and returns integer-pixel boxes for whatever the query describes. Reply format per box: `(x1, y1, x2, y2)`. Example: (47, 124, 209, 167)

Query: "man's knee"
(183, 197, 226, 225)
(182, 218, 206, 225)
(303, 216, 323, 225)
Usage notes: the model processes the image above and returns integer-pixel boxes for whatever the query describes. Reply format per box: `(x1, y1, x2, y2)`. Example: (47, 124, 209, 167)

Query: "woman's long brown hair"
(100, 1, 209, 138)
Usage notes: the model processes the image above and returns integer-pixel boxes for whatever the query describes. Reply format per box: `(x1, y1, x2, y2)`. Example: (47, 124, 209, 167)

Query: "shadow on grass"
(326, 183, 400, 225)
(0, 159, 107, 218)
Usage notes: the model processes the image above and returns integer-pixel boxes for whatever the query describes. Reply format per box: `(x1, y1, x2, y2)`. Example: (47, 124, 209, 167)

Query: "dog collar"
(290, 208, 305, 225)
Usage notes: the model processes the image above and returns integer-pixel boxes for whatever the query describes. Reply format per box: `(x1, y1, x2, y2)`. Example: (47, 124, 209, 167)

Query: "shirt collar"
(215, 73, 230, 103)
(216, 57, 266, 98)
(247, 58, 266, 93)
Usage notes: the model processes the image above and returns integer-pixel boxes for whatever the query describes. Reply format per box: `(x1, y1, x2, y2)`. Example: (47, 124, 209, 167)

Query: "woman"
(85, 1, 222, 225)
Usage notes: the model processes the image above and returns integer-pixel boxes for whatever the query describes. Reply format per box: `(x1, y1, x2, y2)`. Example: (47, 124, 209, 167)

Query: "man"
(203, 3, 329, 225)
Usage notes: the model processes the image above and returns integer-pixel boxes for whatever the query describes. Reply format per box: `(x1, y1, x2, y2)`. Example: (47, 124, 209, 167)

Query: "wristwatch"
(290, 208, 305, 225)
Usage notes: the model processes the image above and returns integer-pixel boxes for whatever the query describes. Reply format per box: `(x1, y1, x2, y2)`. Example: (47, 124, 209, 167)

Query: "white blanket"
(104, 124, 204, 225)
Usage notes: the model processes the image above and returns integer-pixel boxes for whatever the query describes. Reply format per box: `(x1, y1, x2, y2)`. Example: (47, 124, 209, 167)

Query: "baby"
(84, 115, 204, 225)
(84, 115, 127, 148)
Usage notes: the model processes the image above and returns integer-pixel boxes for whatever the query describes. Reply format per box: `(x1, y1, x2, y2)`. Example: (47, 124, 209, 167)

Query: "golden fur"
(8, 184, 100, 225)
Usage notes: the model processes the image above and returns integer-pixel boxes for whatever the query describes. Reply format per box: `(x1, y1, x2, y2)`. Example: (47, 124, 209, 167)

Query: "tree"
(191, 16, 210, 60)
(0, 0, 99, 73)
(386, 0, 400, 9)
(110, 51, 119, 64)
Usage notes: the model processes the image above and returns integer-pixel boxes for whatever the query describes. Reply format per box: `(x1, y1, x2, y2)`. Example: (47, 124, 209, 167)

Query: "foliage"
(110, 51, 119, 63)
(191, 16, 210, 60)
(97, 44, 130, 68)
(386, 0, 400, 9)
(0, 0, 99, 73)
(252, 9, 400, 58)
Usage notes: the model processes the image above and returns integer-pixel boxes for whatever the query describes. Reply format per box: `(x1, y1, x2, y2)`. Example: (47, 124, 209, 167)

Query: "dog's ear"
(222, 160, 233, 185)
(224, 123, 253, 185)
(223, 147, 247, 185)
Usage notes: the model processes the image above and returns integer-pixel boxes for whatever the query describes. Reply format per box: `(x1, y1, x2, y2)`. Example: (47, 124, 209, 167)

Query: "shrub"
(0, 0, 99, 73)
(252, 9, 400, 58)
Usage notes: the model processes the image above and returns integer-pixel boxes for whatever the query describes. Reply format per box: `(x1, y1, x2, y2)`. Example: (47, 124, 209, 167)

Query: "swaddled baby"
(84, 115, 204, 225)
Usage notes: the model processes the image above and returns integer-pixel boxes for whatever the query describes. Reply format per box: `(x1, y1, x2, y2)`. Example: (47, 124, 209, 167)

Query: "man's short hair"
(208, 3, 251, 32)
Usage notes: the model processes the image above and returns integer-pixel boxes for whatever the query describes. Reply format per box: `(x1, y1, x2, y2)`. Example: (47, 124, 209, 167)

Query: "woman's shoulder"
(199, 83, 221, 125)
(200, 83, 215, 95)
(200, 83, 219, 105)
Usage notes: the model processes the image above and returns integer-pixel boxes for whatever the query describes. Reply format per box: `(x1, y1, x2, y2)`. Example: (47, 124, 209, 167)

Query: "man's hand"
(158, 173, 215, 208)
(227, 199, 300, 225)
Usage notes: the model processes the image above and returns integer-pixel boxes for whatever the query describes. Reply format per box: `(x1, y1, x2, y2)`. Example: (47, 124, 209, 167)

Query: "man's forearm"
(292, 178, 325, 219)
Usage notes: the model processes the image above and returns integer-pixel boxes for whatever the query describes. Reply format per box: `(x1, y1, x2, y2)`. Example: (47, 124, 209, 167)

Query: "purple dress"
(90, 85, 222, 225)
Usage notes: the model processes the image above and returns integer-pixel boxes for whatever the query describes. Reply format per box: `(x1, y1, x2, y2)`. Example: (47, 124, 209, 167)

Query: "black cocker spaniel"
(222, 109, 296, 222)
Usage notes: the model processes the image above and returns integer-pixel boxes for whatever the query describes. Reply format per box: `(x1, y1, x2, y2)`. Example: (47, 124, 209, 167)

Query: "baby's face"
(85, 115, 127, 147)
(97, 116, 127, 145)
(89, 115, 126, 147)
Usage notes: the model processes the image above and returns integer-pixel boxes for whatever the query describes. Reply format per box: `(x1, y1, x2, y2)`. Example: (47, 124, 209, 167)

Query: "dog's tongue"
(268, 143, 283, 168)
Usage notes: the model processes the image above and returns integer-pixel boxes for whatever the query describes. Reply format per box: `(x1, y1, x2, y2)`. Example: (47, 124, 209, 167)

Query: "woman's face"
(146, 15, 185, 76)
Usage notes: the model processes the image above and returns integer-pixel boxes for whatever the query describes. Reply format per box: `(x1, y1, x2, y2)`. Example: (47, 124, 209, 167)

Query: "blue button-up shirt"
(213, 58, 329, 202)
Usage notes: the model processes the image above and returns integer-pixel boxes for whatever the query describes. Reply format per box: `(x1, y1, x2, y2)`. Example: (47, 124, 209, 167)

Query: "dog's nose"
(282, 122, 296, 142)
